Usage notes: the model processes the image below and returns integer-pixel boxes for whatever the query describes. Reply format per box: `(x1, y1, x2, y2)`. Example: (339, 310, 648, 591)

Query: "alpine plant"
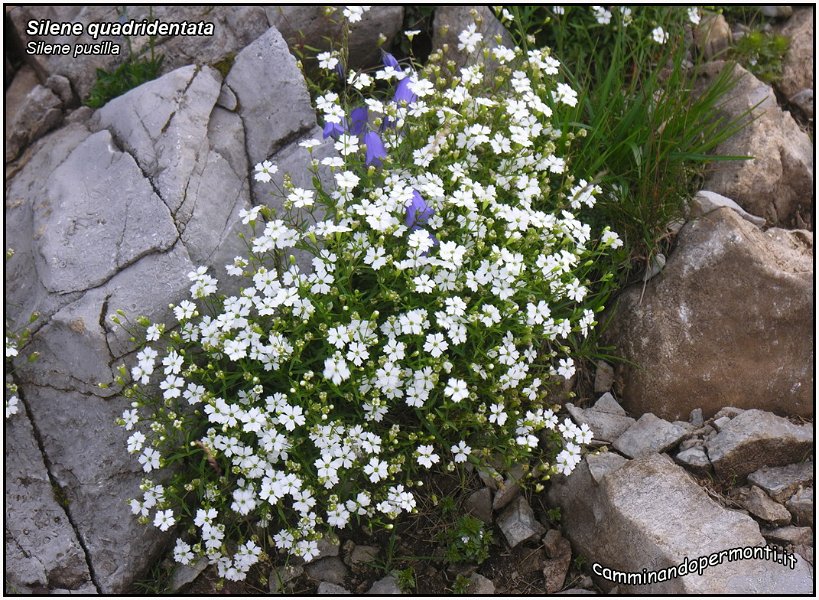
(118, 9, 621, 582)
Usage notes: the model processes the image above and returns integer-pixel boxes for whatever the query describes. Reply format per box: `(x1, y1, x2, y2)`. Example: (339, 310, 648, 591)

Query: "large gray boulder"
(5, 25, 327, 591)
(548, 454, 813, 593)
(701, 62, 813, 228)
(608, 208, 813, 421)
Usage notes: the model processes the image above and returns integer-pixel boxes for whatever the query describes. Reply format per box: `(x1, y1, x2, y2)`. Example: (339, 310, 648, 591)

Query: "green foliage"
(731, 30, 790, 84)
(451, 573, 472, 594)
(440, 515, 493, 565)
(394, 566, 417, 593)
(497, 6, 747, 285)
(85, 54, 165, 108)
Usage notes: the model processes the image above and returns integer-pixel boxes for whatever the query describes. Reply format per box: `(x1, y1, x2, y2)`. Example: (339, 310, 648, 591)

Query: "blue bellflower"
(393, 77, 417, 105)
(322, 118, 346, 140)
(350, 106, 369, 135)
(405, 190, 434, 229)
(363, 131, 387, 166)
(382, 51, 402, 71)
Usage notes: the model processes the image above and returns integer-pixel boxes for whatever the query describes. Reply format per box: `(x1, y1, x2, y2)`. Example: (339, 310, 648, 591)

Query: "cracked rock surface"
(4, 22, 328, 593)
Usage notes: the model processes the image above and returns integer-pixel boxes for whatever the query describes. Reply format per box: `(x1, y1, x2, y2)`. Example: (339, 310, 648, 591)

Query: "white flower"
(154, 509, 175, 531)
(651, 26, 668, 44)
(553, 82, 578, 107)
(254, 160, 278, 183)
(404, 29, 421, 40)
(317, 51, 339, 71)
(591, 5, 611, 25)
(443, 378, 468, 403)
(288, 188, 315, 208)
(5, 337, 18, 358)
(457, 24, 483, 53)
(601, 229, 623, 249)
(342, 5, 370, 23)
(489, 403, 508, 426)
(363, 457, 388, 482)
(557, 357, 575, 380)
(416, 444, 440, 468)
(423, 332, 449, 358)
(5, 395, 19, 419)
(450, 440, 472, 463)
(688, 7, 701, 25)
(174, 539, 195, 565)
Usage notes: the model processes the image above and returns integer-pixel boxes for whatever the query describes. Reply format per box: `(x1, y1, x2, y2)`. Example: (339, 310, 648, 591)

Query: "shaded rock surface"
(701, 62, 813, 227)
(785, 488, 813, 528)
(432, 6, 515, 74)
(736, 486, 793, 525)
(266, 6, 404, 70)
(608, 208, 813, 421)
(775, 7, 814, 100)
(548, 454, 813, 593)
(706, 410, 813, 481)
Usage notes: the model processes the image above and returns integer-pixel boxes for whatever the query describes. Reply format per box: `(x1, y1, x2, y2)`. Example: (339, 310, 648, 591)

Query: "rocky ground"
(4, 5, 814, 595)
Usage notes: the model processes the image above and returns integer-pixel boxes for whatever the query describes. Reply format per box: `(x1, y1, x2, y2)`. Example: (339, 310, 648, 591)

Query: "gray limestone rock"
(762, 526, 813, 548)
(674, 447, 712, 475)
(269, 564, 304, 593)
(464, 487, 493, 524)
(317, 581, 351, 594)
(226, 26, 316, 166)
(592, 392, 626, 416)
(706, 410, 813, 481)
(700, 62, 813, 227)
(497, 496, 546, 549)
(542, 531, 572, 594)
(90, 65, 223, 214)
(785, 487, 813, 527)
(694, 13, 733, 60)
(491, 463, 526, 511)
(566, 403, 635, 444)
(367, 575, 402, 595)
(5, 404, 93, 592)
(789, 88, 814, 118)
(586, 452, 629, 484)
(774, 7, 813, 99)
(169, 557, 209, 592)
(748, 462, 814, 503)
(33, 129, 178, 295)
(712, 416, 732, 431)
(20, 385, 167, 593)
(6, 83, 64, 162)
(593, 362, 615, 394)
(347, 544, 379, 568)
(467, 573, 495, 594)
(737, 486, 793, 526)
(45, 74, 75, 108)
(304, 557, 348, 586)
(548, 454, 813, 593)
(689, 408, 704, 427)
(613, 414, 688, 458)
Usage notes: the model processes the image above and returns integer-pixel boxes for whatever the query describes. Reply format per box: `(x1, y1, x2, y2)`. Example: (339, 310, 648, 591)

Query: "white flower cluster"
(122, 25, 623, 582)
